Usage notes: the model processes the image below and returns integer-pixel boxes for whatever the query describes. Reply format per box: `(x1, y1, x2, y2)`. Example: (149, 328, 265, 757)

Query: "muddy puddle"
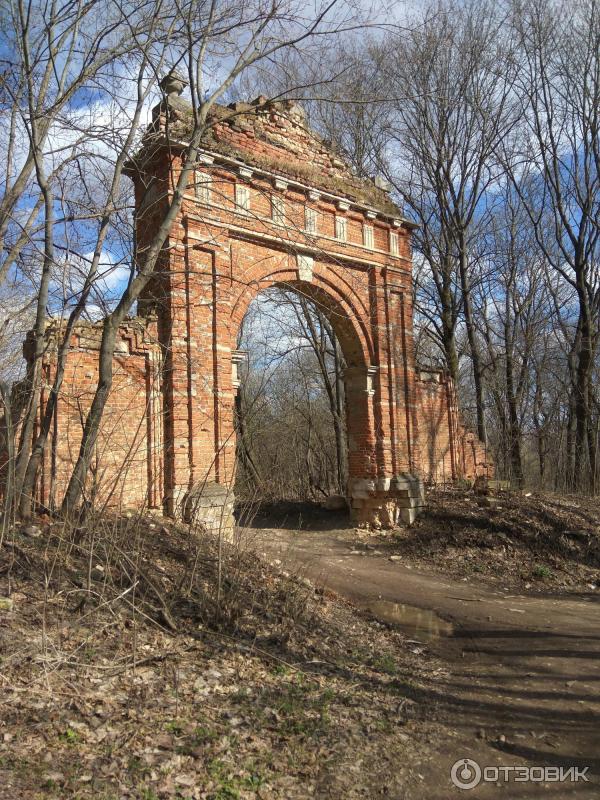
(367, 600, 453, 640)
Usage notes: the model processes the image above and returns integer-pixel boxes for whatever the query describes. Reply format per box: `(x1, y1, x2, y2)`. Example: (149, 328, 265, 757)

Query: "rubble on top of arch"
(149, 93, 402, 218)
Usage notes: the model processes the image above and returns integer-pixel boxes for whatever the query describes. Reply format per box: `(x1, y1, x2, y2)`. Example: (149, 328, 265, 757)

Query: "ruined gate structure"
(22, 77, 490, 531)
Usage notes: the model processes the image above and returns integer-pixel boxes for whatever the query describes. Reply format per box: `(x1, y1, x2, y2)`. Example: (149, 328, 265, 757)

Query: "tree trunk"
(504, 295, 523, 487)
(573, 287, 593, 492)
(331, 338, 347, 495)
(532, 376, 546, 486)
(14, 160, 54, 517)
(61, 319, 116, 515)
(440, 278, 459, 385)
(0, 383, 15, 536)
(458, 243, 486, 446)
(587, 379, 598, 494)
(234, 390, 263, 490)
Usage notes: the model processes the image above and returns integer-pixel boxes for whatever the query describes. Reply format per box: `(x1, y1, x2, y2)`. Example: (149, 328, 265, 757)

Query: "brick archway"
(135, 153, 428, 530)
(16, 94, 492, 530)
(232, 276, 377, 501)
(232, 278, 372, 370)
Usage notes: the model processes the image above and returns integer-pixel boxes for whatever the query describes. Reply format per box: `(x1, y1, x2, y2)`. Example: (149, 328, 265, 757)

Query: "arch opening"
(233, 282, 374, 521)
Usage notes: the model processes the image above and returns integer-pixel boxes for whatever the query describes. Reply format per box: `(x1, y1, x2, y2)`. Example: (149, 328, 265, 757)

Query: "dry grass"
(0, 511, 440, 799)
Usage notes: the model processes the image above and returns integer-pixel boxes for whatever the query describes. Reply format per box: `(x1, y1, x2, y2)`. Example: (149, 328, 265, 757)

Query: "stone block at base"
(181, 481, 235, 538)
(349, 474, 425, 530)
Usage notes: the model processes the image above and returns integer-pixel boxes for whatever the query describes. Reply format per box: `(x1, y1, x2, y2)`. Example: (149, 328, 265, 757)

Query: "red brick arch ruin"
(15, 94, 491, 531)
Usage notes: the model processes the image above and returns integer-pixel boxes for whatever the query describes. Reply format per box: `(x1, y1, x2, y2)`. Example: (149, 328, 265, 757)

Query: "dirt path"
(241, 522, 600, 799)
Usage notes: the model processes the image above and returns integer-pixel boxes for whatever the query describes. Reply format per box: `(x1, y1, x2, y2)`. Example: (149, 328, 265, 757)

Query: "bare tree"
(505, 0, 600, 490)
(378, 0, 518, 446)
(475, 186, 550, 486)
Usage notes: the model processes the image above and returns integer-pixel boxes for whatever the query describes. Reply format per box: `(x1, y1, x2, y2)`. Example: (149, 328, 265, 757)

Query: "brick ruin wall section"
(416, 370, 492, 483)
(31, 320, 163, 511)
(21, 327, 489, 515)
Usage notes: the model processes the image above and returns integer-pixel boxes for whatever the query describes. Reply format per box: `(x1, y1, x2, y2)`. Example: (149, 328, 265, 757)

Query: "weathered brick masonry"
(416, 370, 491, 484)
(16, 78, 490, 530)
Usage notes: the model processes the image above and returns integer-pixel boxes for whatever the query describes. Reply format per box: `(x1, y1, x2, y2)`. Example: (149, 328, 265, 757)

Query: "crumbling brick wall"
(28, 318, 163, 511)
(416, 369, 492, 483)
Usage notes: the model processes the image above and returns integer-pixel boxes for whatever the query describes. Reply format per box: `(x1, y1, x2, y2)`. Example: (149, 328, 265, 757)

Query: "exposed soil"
(247, 487, 600, 594)
(393, 488, 600, 593)
(242, 489, 600, 798)
(1, 489, 599, 799)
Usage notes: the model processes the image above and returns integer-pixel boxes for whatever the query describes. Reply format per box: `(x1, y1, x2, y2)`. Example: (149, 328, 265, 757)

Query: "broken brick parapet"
(147, 94, 405, 217)
(26, 316, 160, 361)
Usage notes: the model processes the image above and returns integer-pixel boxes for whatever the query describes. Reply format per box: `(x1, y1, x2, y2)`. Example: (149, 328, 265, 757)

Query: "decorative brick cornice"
(139, 135, 416, 230)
